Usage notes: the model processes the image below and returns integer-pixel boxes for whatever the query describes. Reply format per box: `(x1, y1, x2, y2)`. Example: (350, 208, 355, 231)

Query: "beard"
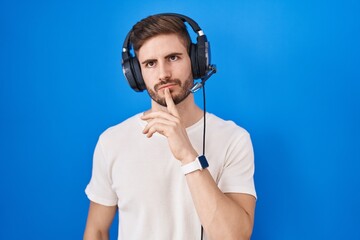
(147, 77, 193, 107)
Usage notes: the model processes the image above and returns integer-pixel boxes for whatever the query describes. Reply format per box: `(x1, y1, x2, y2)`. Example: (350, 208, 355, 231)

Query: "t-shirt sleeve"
(85, 138, 118, 206)
(217, 130, 257, 199)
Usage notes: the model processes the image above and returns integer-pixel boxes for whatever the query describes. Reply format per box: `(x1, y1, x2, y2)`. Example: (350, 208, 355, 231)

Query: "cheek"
(184, 58, 193, 75)
(141, 69, 155, 87)
(175, 59, 192, 76)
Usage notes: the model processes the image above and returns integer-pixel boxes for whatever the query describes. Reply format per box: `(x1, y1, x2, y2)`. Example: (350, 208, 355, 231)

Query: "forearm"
(83, 202, 116, 240)
(83, 228, 109, 240)
(185, 169, 254, 240)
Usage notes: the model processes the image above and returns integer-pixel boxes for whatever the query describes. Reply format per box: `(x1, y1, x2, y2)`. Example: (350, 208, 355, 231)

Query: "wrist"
(181, 155, 209, 175)
(180, 151, 198, 165)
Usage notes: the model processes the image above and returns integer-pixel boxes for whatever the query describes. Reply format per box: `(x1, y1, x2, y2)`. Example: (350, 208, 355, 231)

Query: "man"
(84, 13, 256, 240)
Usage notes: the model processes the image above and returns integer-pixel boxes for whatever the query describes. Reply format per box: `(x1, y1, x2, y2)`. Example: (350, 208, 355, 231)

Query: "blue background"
(1, 0, 359, 239)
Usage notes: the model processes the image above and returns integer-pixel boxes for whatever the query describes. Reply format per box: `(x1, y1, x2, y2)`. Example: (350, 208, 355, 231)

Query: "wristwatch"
(181, 155, 209, 175)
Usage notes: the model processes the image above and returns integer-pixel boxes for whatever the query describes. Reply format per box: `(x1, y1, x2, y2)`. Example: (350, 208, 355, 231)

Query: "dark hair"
(130, 15, 191, 53)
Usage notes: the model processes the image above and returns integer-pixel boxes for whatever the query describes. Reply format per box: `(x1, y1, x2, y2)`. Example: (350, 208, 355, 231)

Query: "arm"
(185, 167, 256, 240)
(83, 201, 117, 240)
(141, 89, 256, 239)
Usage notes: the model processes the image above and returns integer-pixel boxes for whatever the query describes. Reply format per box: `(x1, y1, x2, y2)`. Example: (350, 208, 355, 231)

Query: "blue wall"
(1, 0, 359, 239)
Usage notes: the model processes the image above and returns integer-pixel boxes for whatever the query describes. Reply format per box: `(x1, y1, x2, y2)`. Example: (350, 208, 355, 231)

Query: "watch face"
(198, 155, 209, 169)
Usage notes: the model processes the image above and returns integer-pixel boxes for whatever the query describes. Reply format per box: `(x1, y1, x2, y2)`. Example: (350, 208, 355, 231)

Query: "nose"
(158, 61, 171, 81)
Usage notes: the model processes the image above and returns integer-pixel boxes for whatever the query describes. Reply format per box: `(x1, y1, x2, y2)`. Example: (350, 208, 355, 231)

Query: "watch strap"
(181, 155, 209, 175)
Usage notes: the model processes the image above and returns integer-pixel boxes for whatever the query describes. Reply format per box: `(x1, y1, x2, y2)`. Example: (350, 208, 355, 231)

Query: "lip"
(157, 84, 177, 91)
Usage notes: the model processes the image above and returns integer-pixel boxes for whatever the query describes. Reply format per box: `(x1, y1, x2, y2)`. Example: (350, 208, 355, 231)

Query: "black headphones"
(121, 13, 212, 92)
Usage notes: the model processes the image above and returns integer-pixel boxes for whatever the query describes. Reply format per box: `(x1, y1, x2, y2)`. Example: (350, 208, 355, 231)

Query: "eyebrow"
(165, 52, 183, 58)
(141, 52, 183, 65)
(141, 59, 156, 65)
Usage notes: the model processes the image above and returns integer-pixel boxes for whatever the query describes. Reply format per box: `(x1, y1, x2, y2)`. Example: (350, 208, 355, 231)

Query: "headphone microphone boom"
(190, 64, 217, 93)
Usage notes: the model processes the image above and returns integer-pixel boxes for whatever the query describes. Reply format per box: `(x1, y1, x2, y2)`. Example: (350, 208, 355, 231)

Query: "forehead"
(137, 34, 188, 60)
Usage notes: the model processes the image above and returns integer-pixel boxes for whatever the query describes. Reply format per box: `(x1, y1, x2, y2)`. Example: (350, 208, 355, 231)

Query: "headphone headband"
(122, 13, 211, 92)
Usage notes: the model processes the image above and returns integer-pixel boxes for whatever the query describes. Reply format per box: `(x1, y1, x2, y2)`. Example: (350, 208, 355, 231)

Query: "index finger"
(164, 88, 180, 118)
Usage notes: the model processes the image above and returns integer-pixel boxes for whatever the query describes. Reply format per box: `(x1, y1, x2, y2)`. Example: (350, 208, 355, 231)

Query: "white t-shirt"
(85, 112, 256, 240)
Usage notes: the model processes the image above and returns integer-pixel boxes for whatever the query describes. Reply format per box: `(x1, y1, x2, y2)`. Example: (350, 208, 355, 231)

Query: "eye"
(145, 61, 156, 68)
(168, 55, 179, 62)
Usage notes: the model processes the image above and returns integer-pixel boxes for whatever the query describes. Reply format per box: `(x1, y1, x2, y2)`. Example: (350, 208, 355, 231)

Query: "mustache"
(154, 79, 182, 92)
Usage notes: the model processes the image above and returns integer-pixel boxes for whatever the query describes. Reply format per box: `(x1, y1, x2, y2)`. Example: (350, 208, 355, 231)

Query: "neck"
(147, 94, 203, 128)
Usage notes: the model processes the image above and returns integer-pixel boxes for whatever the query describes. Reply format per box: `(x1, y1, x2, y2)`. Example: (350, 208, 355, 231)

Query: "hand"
(141, 88, 198, 163)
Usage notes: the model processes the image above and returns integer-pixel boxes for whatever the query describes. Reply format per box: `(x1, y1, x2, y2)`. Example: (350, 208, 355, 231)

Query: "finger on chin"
(164, 89, 178, 115)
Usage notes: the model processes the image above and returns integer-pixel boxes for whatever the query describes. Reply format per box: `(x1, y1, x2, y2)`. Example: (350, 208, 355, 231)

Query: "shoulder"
(207, 113, 250, 139)
(98, 112, 144, 144)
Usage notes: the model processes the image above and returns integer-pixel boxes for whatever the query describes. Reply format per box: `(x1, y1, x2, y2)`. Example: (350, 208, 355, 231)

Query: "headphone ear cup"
(190, 43, 200, 79)
(123, 58, 139, 91)
(195, 35, 208, 79)
(130, 57, 146, 91)
(123, 56, 146, 92)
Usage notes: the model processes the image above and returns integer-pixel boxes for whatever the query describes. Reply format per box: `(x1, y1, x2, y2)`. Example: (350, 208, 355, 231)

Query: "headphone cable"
(202, 84, 206, 155)
(200, 84, 206, 240)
